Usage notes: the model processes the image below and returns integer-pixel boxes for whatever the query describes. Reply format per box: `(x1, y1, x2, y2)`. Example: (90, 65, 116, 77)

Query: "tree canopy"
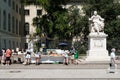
(32, 0, 87, 41)
(83, 0, 120, 51)
(31, 0, 69, 40)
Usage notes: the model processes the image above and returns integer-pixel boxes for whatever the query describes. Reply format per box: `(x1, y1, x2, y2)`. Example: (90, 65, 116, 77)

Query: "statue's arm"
(98, 15, 104, 21)
(89, 16, 94, 21)
(89, 18, 92, 21)
(89, 15, 96, 22)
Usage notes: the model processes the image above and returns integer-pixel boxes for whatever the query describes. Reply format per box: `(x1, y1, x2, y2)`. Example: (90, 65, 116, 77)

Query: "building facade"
(24, 5, 44, 49)
(0, 0, 25, 49)
(24, 5, 43, 36)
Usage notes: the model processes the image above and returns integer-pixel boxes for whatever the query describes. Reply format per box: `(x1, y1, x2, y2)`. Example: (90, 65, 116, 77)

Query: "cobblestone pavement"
(0, 69, 120, 79)
(0, 61, 120, 80)
(0, 61, 120, 69)
(0, 79, 120, 80)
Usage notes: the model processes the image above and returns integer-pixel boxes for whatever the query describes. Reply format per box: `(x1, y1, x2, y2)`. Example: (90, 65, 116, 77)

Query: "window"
(12, 16, 15, 33)
(16, 19, 18, 34)
(9, 40, 11, 48)
(24, 43, 28, 49)
(4, 39, 6, 48)
(4, 0, 7, 2)
(14, 18, 16, 34)
(8, 13, 11, 31)
(37, 9, 42, 16)
(16, 42, 18, 47)
(8, 0, 11, 7)
(13, 41, 15, 49)
(16, 4, 18, 13)
(24, 23, 29, 35)
(0, 9, 1, 28)
(19, 8, 21, 15)
(19, 21, 21, 35)
(12, 1, 15, 10)
(24, 9, 30, 15)
(3, 10, 6, 30)
(0, 38, 1, 49)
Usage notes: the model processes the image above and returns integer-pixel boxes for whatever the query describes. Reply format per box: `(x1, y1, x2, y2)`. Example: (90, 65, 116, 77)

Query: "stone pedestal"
(86, 32, 110, 61)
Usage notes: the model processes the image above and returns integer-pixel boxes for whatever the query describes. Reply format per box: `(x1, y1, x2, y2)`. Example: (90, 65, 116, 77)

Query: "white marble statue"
(28, 40, 34, 52)
(89, 11, 104, 33)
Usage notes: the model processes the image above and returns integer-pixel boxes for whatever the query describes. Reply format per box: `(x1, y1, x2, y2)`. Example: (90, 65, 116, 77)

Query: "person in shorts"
(25, 49, 31, 65)
(63, 51, 69, 65)
(5, 49, 11, 66)
(34, 51, 41, 65)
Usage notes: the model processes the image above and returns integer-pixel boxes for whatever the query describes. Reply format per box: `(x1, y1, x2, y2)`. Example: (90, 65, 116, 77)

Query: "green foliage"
(83, 0, 120, 51)
(32, 0, 72, 40)
(26, 0, 89, 50)
(67, 5, 89, 39)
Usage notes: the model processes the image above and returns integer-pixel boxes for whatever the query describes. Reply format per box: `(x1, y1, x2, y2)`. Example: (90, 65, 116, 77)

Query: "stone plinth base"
(86, 50, 110, 61)
(86, 32, 110, 61)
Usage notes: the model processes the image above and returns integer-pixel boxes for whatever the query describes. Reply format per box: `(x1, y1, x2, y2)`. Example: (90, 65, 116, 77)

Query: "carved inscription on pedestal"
(93, 39, 103, 48)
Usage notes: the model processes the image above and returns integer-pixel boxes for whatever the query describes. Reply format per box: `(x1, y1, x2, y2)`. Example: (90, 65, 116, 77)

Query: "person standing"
(70, 53, 74, 64)
(34, 51, 41, 65)
(25, 49, 31, 65)
(74, 50, 79, 65)
(109, 48, 117, 73)
(110, 48, 116, 66)
(63, 50, 69, 65)
(70, 46, 75, 64)
(5, 48, 11, 66)
(1, 48, 6, 65)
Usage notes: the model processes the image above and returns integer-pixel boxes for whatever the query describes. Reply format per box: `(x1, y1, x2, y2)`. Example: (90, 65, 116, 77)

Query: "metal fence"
(47, 39, 120, 55)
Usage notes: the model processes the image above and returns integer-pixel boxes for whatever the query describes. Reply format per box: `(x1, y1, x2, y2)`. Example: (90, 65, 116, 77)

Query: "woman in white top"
(25, 49, 31, 65)
(63, 51, 69, 65)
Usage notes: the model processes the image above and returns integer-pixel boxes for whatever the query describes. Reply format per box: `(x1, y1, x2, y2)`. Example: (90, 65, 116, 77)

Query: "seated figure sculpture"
(89, 11, 104, 34)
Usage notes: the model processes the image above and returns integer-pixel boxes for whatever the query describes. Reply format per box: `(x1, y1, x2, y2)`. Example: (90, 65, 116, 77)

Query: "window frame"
(24, 9, 30, 15)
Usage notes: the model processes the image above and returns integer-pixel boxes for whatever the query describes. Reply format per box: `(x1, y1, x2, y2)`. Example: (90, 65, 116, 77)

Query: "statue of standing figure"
(89, 11, 104, 33)
(28, 40, 34, 52)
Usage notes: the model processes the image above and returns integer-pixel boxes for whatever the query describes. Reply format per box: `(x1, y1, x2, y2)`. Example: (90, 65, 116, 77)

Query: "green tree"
(68, 5, 89, 38)
(83, 0, 120, 51)
(67, 5, 89, 53)
(32, 0, 70, 40)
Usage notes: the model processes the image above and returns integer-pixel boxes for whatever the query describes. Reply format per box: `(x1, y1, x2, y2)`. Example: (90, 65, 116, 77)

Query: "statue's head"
(94, 11, 97, 15)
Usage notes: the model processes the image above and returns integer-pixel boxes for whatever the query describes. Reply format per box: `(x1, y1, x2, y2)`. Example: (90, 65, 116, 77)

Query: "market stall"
(31, 49, 65, 63)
